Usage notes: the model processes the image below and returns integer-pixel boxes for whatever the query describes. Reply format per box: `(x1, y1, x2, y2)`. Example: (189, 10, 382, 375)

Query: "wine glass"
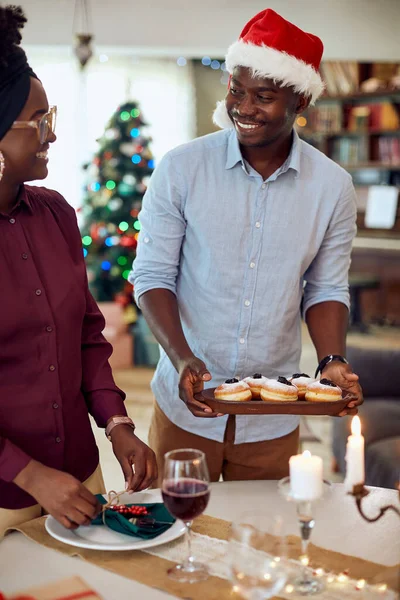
(229, 512, 288, 599)
(162, 448, 210, 583)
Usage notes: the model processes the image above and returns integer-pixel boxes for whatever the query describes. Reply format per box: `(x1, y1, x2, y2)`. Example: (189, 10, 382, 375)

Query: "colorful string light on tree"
(79, 100, 155, 303)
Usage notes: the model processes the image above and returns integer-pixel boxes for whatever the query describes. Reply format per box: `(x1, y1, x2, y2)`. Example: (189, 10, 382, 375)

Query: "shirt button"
(144, 237, 150, 243)
(55, 437, 61, 443)
(261, 183, 266, 189)
(244, 300, 250, 307)
(255, 222, 261, 228)
(53, 403, 59, 409)
(9, 218, 16, 224)
(250, 262, 255, 269)
(49, 365, 56, 372)
(21, 253, 28, 260)
(46, 326, 53, 332)
(239, 338, 245, 344)
(35, 289, 42, 296)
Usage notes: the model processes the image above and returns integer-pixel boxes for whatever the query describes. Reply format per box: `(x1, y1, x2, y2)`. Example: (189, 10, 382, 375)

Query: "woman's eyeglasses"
(11, 106, 57, 145)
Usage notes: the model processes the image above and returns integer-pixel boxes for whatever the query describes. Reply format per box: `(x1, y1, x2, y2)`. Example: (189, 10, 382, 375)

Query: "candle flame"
(302, 450, 311, 458)
(351, 415, 361, 436)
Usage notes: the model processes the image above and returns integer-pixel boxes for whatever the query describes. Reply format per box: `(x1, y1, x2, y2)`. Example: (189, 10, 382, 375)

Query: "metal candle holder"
(350, 484, 400, 523)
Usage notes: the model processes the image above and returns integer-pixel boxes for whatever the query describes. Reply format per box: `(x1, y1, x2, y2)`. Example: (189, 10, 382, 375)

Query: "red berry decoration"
(110, 504, 149, 518)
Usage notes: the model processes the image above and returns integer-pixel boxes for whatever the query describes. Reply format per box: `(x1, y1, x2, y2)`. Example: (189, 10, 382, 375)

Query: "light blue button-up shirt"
(130, 129, 357, 443)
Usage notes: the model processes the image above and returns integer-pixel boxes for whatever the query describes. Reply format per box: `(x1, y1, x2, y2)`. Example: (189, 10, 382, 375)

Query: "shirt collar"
(0, 185, 33, 218)
(225, 129, 302, 177)
(16, 185, 34, 214)
(225, 129, 244, 170)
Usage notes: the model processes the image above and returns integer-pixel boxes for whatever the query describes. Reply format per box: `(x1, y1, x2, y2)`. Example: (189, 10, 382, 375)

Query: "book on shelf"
(301, 104, 342, 133)
(302, 101, 400, 135)
(332, 138, 368, 165)
(368, 102, 400, 130)
(320, 61, 359, 96)
(377, 137, 400, 163)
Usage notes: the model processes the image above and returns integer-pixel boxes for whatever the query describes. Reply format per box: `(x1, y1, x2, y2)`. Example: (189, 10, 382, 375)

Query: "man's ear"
(296, 94, 311, 114)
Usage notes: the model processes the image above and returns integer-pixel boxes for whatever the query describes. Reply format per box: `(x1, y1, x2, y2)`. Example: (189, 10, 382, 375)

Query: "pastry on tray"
(305, 378, 342, 402)
(289, 373, 316, 399)
(214, 378, 252, 402)
(260, 376, 298, 402)
(243, 373, 269, 399)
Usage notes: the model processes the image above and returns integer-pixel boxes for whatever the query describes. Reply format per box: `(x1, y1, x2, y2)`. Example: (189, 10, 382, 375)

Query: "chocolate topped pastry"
(260, 377, 298, 403)
(289, 373, 316, 399)
(243, 373, 269, 399)
(215, 379, 252, 402)
(305, 379, 342, 402)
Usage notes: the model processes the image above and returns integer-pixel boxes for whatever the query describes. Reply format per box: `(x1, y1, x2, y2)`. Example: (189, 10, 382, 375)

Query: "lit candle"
(289, 450, 323, 501)
(344, 415, 365, 491)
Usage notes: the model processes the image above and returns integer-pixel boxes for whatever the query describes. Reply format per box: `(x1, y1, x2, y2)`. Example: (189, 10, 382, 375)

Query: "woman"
(0, 5, 157, 536)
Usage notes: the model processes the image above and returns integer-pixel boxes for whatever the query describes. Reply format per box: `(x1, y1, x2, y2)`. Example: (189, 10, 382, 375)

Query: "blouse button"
(55, 437, 61, 443)
(49, 365, 56, 372)
(46, 326, 53, 332)
(22, 253, 28, 260)
(9, 218, 16, 224)
(35, 289, 42, 296)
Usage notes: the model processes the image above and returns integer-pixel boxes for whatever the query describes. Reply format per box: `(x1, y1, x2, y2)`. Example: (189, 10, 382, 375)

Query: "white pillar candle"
(344, 416, 365, 492)
(289, 450, 323, 501)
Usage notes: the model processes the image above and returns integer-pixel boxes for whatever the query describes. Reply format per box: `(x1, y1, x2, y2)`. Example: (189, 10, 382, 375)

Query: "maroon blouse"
(0, 186, 127, 509)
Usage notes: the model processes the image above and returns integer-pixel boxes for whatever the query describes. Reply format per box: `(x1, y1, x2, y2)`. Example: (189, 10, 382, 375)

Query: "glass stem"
(300, 535, 310, 582)
(185, 521, 194, 566)
(297, 501, 315, 583)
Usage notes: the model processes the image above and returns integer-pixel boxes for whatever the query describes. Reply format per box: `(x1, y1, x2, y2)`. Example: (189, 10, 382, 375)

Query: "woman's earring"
(0, 151, 4, 182)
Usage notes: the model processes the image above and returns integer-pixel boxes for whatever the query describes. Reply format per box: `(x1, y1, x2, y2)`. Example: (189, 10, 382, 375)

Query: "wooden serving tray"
(195, 388, 353, 416)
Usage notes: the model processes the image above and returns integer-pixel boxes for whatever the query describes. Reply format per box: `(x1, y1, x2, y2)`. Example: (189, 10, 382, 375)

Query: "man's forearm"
(305, 301, 349, 362)
(139, 289, 194, 372)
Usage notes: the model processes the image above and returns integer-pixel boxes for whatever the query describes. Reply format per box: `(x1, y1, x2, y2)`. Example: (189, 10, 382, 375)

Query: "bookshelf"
(297, 62, 400, 173)
(297, 62, 400, 325)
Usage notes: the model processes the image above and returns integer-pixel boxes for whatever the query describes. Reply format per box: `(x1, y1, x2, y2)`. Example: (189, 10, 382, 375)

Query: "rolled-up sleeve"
(129, 153, 186, 306)
(0, 438, 32, 483)
(303, 175, 357, 317)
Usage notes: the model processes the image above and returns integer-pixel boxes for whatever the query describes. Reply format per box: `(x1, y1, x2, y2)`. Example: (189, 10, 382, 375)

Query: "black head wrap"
(0, 5, 38, 141)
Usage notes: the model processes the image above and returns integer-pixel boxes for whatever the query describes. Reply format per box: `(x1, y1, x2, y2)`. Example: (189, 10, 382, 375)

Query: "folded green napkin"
(91, 494, 176, 540)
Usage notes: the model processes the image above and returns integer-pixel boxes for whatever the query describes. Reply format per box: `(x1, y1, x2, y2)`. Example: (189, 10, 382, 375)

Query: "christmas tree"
(79, 101, 155, 302)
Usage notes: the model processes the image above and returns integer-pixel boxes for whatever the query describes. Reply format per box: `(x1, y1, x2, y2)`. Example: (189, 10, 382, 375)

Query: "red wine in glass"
(162, 448, 211, 583)
(162, 478, 210, 521)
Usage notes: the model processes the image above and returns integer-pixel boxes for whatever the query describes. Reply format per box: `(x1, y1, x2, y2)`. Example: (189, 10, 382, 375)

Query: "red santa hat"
(213, 9, 325, 129)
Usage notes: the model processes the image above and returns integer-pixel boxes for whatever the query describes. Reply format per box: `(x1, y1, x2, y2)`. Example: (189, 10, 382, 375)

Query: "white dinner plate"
(45, 489, 186, 551)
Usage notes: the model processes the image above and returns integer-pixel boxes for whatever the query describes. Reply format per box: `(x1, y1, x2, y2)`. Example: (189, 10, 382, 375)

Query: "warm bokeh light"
(296, 116, 307, 127)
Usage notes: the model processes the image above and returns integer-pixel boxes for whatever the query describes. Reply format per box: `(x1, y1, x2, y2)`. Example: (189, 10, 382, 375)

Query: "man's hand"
(178, 356, 222, 418)
(110, 425, 158, 492)
(14, 460, 101, 529)
(321, 361, 363, 417)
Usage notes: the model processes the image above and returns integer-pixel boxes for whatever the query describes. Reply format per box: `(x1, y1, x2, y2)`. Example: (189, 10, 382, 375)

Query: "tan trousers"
(149, 401, 299, 487)
(0, 463, 105, 539)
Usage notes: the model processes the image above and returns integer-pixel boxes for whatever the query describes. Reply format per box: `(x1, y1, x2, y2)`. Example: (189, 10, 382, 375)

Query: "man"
(130, 8, 362, 485)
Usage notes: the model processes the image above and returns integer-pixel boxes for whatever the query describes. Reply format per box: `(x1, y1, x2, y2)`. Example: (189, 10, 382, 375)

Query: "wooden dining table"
(0, 481, 399, 599)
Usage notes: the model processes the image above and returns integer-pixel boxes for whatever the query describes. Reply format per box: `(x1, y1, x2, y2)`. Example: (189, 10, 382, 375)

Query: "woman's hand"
(14, 460, 101, 529)
(110, 425, 158, 492)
